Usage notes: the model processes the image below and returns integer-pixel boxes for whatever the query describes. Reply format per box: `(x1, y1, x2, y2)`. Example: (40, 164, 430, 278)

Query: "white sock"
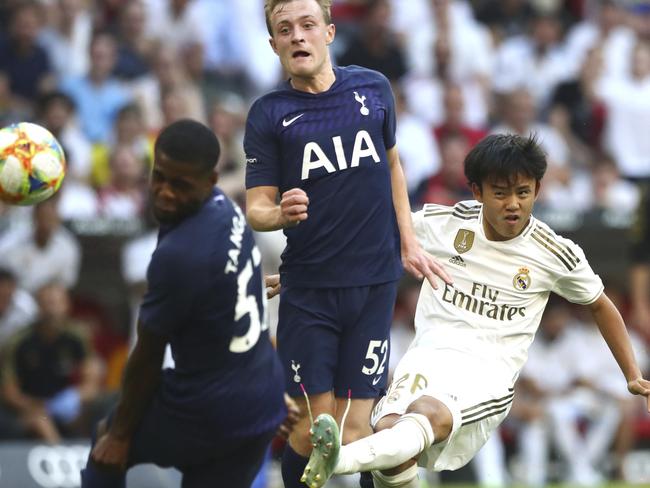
(372, 464, 419, 487)
(334, 413, 434, 474)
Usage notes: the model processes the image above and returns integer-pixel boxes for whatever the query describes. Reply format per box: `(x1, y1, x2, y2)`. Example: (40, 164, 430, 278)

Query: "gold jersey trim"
(531, 228, 578, 271)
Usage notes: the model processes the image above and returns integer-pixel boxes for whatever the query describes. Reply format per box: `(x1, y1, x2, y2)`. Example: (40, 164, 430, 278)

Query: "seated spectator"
(208, 94, 247, 205)
(38, 0, 92, 79)
(336, 0, 408, 82)
(0, 282, 104, 442)
(492, 8, 570, 107)
(130, 43, 206, 132)
(562, 0, 633, 81)
(96, 145, 148, 220)
(113, 0, 155, 81)
(90, 103, 153, 188)
(36, 91, 98, 221)
(434, 83, 488, 148)
(590, 153, 640, 213)
(59, 31, 132, 143)
(36, 91, 92, 184)
(0, 267, 37, 349)
(393, 84, 440, 198)
(0, 71, 31, 125)
(0, 1, 54, 110)
(597, 40, 650, 182)
(549, 46, 607, 167)
(416, 132, 473, 207)
(0, 196, 81, 293)
(474, 0, 535, 42)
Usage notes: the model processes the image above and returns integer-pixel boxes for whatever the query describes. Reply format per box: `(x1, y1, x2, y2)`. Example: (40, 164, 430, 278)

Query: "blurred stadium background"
(0, 0, 650, 486)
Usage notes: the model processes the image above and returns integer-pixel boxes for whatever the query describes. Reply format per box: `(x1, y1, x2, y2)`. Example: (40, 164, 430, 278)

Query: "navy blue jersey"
(139, 189, 285, 440)
(245, 65, 403, 288)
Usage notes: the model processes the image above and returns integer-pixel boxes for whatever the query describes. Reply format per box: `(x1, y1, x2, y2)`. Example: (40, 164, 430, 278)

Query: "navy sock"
(359, 471, 374, 488)
(281, 444, 310, 488)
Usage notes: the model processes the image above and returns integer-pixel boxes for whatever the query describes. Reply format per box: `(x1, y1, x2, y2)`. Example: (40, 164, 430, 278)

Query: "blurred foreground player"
(81, 120, 296, 488)
(301, 134, 650, 488)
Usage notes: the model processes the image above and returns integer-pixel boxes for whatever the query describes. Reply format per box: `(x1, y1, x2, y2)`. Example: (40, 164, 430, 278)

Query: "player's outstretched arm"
(386, 146, 452, 289)
(246, 186, 309, 231)
(91, 322, 166, 469)
(588, 292, 650, 411)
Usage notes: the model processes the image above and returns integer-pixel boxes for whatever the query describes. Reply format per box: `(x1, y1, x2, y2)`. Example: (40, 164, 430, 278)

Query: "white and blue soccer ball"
(0, 122, 66, 206)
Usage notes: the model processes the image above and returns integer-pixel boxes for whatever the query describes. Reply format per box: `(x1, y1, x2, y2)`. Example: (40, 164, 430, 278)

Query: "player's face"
(150, 151, 217, 225)
(472, 173, 540, 241)
(268, 0, 335, 79)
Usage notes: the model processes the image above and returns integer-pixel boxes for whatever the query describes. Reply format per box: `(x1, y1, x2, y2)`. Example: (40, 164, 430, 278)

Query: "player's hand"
(265, 274, 281, 299)
(628, 378, 650, 412)
(402, 240, 453, 290)
(280, 188, 309, 227)
(91, 432, 130, 471)
(277, 393, 300, 439)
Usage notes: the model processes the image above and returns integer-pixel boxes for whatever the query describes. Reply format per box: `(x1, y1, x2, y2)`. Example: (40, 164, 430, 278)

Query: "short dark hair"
(154, 119, 221, 172)
(37, 91, 75, 117)
(0, 267, 16, 284)
(464, 134, 547, 189)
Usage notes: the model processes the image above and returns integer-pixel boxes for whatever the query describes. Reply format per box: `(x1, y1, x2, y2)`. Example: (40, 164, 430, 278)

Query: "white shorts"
(370, 345, 514, 472)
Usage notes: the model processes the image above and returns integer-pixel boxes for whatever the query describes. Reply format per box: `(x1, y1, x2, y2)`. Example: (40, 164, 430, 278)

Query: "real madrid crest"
(454, 229, 475, 254)
(513, 267, 531, 291)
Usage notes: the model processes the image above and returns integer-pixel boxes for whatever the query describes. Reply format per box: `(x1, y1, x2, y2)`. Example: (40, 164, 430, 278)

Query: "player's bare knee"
(374, 413, 400, 433)
(406, 396, 453, 441)
(341, 421, 373, 445)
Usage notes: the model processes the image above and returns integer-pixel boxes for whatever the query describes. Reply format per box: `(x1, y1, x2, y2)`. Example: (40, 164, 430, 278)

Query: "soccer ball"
(0, 122, 66, 206)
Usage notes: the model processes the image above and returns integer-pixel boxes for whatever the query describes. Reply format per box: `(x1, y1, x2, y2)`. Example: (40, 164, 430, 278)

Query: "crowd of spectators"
(0, 0, 650, 485)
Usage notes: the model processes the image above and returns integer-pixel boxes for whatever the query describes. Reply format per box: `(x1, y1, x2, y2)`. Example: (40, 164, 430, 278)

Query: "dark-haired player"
(244, 2, 451, 485)
(301, 134, 650, 488)
(81, 119, 294, 488)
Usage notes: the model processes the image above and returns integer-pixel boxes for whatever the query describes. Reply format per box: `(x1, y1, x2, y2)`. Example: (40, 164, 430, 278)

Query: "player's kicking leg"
(302, 396, 453, 487)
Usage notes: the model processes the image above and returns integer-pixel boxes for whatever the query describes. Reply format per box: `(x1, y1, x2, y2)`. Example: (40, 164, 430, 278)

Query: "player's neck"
(289, 65, 336, 94)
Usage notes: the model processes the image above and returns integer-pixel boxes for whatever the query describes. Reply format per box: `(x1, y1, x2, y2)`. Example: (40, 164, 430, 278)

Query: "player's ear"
(325, 23, 336, 44)
(269, 37, 278, 54)
(471, 182, 483, 202)
(533, 180, 541, 199)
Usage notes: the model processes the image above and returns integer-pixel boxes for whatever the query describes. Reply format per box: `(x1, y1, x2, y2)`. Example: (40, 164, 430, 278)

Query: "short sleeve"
(551, 242, 604, 305)
(138, 245, 195, 337)
(377, 74, 397, 149)
(411, 209, 440, 254)
(244, 99, 281, 189)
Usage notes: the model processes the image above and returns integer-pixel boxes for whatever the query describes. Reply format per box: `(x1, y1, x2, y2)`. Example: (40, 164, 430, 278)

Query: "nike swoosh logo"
(282, 114, 304, 127)
(372, 376, 382, 386)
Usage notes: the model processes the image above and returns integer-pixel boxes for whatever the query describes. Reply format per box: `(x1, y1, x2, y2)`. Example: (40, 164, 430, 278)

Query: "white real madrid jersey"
(411, 200, 604, 385)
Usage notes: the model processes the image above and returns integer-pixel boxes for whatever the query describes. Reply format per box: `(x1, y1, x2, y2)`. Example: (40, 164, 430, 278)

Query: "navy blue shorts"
(81, 396, 274, 488)
(277, 281, 398, 399)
